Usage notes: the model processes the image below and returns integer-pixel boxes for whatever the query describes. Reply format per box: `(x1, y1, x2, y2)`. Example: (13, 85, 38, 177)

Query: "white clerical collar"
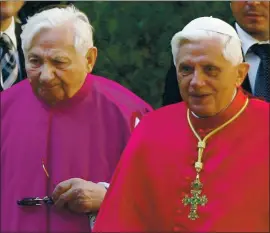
(191, 89, 237, 119)
(235, 23, 269, 56)
(0, 17, 17, 49)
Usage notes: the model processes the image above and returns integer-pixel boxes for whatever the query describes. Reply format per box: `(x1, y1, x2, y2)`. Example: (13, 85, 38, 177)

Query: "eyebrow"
(28, 53, 39, 58)
(179, 59, 221, 66)
(177, 61, 193, 69)
(27, 52, 70, 59)
(178, 58, 193, 64)
(52, 56, 70, 60)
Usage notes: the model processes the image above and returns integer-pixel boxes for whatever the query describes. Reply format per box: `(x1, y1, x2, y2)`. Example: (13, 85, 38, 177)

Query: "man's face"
(176, 39, 248, 117)
(25, 26, 97, 105)
(0, 1, 24, 20)
(231, 1, 269, 40)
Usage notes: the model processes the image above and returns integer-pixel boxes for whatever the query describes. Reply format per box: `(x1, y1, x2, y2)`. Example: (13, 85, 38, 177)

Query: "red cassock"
(93, 90, 269, 232)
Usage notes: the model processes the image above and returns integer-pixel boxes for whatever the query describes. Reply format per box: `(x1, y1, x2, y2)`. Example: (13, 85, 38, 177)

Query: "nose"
(246, 1, 261, 6)
(190, 69, 206, 88)
(39, 64, 54, 83)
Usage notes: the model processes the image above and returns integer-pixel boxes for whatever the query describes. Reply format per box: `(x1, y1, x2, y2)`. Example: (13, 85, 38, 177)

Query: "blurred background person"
(231, 1, 269, 101)
(0, 1, 25, 91)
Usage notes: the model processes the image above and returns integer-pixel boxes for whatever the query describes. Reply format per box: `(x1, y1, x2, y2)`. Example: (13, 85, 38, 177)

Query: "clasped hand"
(51, 178, 107, 214)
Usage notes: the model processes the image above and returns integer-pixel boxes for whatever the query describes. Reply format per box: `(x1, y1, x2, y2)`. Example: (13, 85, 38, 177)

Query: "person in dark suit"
(0, 1, 25, 91)
(231, 1, 269, 101)
(162, 1, 269, 105)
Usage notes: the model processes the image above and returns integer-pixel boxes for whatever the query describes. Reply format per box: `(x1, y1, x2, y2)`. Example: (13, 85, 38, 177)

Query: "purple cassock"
(0, 74, 153, 232)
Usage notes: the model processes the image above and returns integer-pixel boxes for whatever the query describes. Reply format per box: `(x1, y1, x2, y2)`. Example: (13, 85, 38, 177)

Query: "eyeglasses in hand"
(17, 196, 54, 206)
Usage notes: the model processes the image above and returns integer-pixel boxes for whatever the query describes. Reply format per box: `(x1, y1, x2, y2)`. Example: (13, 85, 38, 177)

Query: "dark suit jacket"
(0, 22, 26, 92)
(15, 22, 27, 83)
(162, 24, 253, 106)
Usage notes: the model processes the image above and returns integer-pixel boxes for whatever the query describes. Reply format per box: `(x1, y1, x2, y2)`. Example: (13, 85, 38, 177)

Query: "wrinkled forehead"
(177, 39, 224, 63)
(28, 26, 76, 55)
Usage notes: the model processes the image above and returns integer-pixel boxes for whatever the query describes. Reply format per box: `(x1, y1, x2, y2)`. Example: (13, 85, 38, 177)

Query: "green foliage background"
(75, 1, 234, 109)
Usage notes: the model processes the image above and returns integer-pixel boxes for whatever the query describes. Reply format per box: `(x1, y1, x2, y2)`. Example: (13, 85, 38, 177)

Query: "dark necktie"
(252, 43, 270, 102)
(0, 33, 18, 90)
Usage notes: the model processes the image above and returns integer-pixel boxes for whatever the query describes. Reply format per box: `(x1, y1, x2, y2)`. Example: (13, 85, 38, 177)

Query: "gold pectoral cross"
(184, 99, 249, 220)
(182, 175, 208, 220)
(182, 141, 208, 220)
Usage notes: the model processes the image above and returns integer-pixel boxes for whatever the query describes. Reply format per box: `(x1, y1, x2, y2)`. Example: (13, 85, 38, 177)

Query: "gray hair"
(21, 5, 94, 57)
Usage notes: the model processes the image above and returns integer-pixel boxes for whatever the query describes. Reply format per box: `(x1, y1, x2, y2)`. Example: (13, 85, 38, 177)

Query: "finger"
(68, 190, 93, 214)
(68, 198, 88, 214)
(68, 187, 105, 214)
(52, 180, 72, 202)
(54, 188, 74, 209)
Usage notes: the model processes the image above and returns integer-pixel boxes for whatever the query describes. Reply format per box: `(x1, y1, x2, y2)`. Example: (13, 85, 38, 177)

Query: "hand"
(51, 178, 107, 214)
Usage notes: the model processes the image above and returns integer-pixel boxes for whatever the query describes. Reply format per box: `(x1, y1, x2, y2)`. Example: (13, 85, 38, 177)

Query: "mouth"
(41, 83, 61, 88)
(40, 85, 61, 92)
(244, 12, 264, 18)
(189, 93, 212, 103)
(190, 93, 211, 98)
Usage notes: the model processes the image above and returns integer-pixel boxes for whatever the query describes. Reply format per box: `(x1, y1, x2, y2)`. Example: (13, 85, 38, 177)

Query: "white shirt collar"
(0, 17, 17, 49)
(235, 23, 269, 56)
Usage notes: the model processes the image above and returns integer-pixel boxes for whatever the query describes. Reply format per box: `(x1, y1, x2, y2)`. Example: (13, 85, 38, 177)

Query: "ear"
(85, 47, 98, 73)
(235, 62, 249, 87)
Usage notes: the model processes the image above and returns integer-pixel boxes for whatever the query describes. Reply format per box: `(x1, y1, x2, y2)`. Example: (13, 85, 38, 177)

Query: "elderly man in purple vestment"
(0, 5, 152, 233)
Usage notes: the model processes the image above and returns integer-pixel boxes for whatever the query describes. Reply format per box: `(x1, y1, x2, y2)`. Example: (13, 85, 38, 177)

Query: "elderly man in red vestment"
(0, 5, 152, 233)
(93, 17, 269, 232)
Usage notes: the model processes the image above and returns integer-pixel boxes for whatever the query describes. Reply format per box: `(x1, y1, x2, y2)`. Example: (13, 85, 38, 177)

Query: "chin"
(40, 95, 63, 105)
(245, 22, 265, 31)
(190, 105, 215, 118)
(37, 88, 65, 105)
(193, 111, 215, 118)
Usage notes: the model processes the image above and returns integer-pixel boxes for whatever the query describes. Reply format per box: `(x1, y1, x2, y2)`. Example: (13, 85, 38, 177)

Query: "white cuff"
(97, 182, 110, 189)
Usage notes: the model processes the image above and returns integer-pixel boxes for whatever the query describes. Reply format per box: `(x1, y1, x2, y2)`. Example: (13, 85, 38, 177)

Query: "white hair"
(21, 5, 94, 56)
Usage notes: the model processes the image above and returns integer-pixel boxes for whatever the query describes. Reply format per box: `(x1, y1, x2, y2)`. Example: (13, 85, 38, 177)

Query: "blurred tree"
(74, 1, 233, 108)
